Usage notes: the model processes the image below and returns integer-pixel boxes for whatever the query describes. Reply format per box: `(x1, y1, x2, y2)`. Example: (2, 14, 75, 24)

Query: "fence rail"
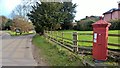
(44, 31, 120, 61)
(78, 33, 120, 37)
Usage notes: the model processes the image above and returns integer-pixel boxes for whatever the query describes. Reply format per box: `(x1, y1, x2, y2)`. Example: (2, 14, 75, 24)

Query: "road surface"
(1, 31, 37, 66)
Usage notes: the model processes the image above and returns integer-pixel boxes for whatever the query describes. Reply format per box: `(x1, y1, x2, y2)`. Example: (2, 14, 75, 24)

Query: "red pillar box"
(92, 17, 111, 61)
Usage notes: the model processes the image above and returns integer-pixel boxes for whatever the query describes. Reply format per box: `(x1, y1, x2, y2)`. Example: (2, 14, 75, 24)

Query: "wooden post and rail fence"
(44, 31, 120, 61)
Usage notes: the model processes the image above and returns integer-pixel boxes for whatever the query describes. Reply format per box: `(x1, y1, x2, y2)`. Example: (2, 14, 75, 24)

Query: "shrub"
(74, 19, 95, 31)
(109, 19, 120, 30)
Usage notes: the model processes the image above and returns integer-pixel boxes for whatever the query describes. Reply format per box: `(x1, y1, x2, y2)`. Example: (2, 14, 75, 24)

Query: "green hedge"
(109, 19, 120, 30)
(74, 19, 120, 31)
(74, 19, 95, 31)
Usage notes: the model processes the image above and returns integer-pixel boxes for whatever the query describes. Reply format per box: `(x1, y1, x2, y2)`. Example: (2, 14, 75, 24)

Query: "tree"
(61, 2, 77, 30)
(11, 0, 39, 21)
(5, 19, 13, 30)
(28, 2, 64, 34)
(109, 19, 120, 30)
(11, 16, 34, 33)
(0, 16, 8, 30)
(27, 2, 77, 34)
(74, 16, 100, 31)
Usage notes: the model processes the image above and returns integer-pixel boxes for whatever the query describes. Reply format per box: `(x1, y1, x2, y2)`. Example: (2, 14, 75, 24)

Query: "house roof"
(103, 8, 120, 15)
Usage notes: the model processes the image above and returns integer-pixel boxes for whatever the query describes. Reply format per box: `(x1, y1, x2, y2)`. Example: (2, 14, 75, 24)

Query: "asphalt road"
(1, 31, 37, 66)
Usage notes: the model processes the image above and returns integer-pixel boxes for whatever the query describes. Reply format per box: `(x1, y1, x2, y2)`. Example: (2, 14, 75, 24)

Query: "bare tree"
(11, 0, 40, 21)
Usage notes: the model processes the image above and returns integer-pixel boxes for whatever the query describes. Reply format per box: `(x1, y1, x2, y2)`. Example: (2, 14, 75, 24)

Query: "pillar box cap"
(92, 17, 111, 27)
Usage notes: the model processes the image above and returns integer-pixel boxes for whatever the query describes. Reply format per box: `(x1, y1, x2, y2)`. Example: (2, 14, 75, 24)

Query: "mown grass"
(49, 30, 120, 49)
(5, 30, 35, 36)
(32, 34, 84, 66)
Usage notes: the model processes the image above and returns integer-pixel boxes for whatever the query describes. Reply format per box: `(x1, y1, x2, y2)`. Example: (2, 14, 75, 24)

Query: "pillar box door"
(92, 17, 111, 61)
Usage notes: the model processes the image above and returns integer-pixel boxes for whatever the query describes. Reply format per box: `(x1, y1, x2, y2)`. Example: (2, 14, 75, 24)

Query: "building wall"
(118, 11, 120, 19)
(112, 11, 119, 20)
(104, 13, 111, 21)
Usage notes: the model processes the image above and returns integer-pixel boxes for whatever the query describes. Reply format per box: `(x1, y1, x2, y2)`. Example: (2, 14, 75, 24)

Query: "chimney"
(118, 1, 120, 9)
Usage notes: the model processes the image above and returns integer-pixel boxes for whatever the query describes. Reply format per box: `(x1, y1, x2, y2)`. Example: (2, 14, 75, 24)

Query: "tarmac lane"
(1, 31, 37, 66)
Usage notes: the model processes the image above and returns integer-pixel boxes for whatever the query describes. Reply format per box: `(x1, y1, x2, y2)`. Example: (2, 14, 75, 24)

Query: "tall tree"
(5, 19, 13, 30)
(0, 16, 8, 30)
(28, 2, 64, 34)
(27, 2, 76, 34)
(61, 2, 77, 30)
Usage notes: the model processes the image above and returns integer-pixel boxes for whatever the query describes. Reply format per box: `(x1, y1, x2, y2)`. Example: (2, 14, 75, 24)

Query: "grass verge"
(5, 30, 34, 36)
(82, 55, 118, 66)
(32, 34, 84, 66)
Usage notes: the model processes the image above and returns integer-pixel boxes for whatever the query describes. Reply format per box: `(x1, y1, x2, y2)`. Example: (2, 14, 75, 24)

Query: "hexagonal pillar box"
(92, 17, 111, 61)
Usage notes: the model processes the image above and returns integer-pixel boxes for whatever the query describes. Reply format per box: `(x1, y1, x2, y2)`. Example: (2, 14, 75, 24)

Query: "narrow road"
(1, 31, 37, 66)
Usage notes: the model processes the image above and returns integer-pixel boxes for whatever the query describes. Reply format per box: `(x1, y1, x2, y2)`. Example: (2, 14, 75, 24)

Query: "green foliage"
(28, 2, 63, 34)
(5, 19, 12, 27)
(74, 16, 99, 31)
(0, 16, 13, 30)
(0, 16, 7, 30)
(74, 20, 94, 31)
(5, 19, 13, 30)
(61, 2, 77, 30)
(75, 17, 120, 31)
(27, 2, 77, 34)
(83, 55, 118, 66)
(109, 19, 120, 30)
(32, 35, 84, 66)
(81, 20, 94, 30)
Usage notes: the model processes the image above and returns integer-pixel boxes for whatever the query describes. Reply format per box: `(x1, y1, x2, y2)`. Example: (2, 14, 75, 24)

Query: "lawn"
(48, 30, 120, 50)
(32, 34, 84, 66)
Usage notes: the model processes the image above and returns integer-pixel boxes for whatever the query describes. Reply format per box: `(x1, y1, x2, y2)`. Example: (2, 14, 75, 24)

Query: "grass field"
(48, 30, 120, 49)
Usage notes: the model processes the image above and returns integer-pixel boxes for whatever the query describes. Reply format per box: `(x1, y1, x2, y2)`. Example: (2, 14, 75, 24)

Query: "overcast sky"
(0, 0, 119, 20)
(72, 0, 119, 20)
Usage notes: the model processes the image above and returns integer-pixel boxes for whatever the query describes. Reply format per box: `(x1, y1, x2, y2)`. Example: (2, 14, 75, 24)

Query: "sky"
(72, 0, 119, 20)
(0, 0, 119, 20)
(0, 0, 21, 18)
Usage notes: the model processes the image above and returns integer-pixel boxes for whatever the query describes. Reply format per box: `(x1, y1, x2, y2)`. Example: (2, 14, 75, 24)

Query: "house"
(72, 22, 77, 26)
(103, 2, 120, 21)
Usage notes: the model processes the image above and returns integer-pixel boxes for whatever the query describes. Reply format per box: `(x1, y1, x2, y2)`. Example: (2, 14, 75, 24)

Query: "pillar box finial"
(92, 16, 111, 27)
(99, 16, 103, 20)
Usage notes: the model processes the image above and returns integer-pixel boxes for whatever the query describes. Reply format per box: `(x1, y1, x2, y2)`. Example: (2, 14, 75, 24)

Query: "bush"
(109, 19, 120, 30)
(74, 19, 120, 31)
(74, 19, 95, 31)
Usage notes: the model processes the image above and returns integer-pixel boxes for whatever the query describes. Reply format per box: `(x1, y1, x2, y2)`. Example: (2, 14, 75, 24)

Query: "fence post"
(56, 31, 58, 41)
(73, 32, 78, 53)
(47, 31, 49, 39)
(50, 30, 52, 40)
(46, 31, 48, 40)
(48, 31, 51, 42)
(44, 30, 47, 40)
(62, 32, 64, 45)
(46, 31, 47, 39)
